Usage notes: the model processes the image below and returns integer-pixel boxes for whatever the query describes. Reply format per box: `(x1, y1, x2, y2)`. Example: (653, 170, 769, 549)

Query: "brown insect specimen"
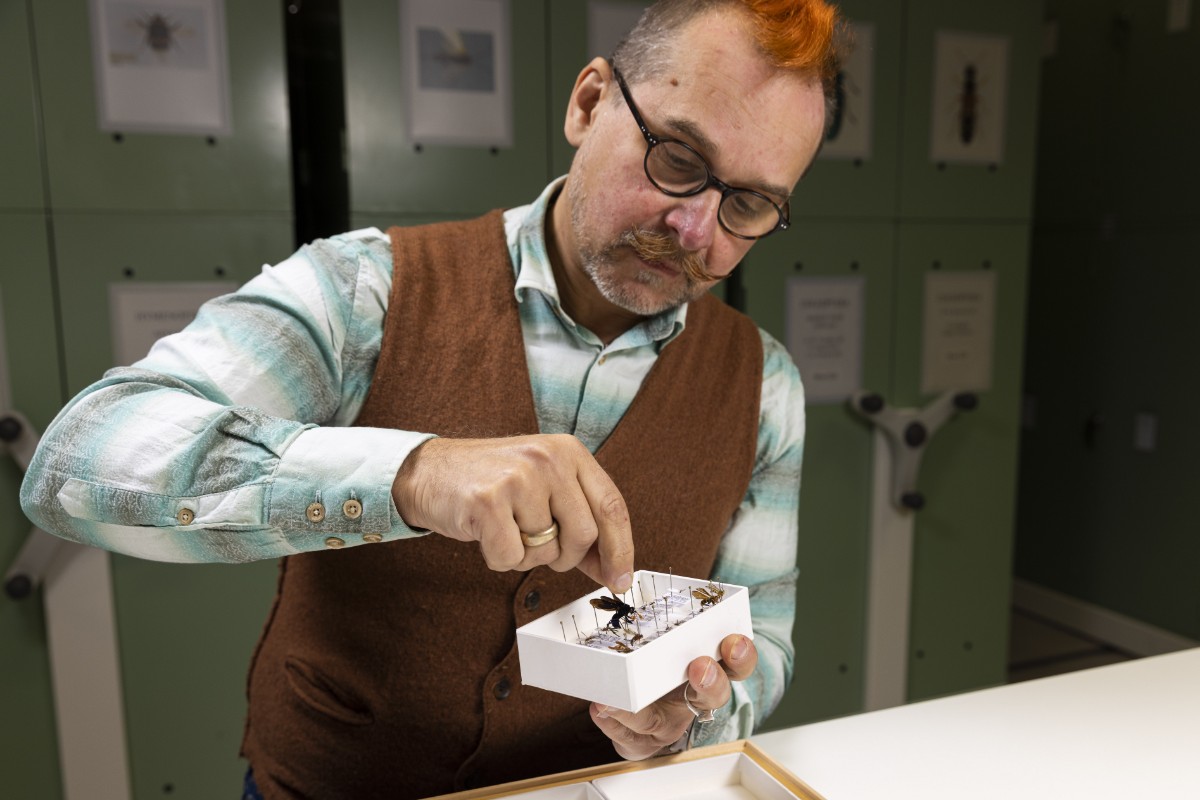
(692, 581, 725, 607)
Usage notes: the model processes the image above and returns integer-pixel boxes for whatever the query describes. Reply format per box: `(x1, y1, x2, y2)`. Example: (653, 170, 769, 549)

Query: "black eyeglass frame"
(611, 67, 791, 241)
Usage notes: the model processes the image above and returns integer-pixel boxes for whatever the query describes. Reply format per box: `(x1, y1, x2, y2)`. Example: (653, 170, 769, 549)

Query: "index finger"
(573, 458, 634, 594)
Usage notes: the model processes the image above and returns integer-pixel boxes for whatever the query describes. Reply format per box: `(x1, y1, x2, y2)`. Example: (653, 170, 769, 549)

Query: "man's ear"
(564, 57, 613, 148)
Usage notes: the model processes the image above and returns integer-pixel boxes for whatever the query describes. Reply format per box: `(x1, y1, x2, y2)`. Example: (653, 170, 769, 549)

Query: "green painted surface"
(1018, 229, 1200, 640)
(1016, 0, 1200, 642)
(342, 0, 552, 217)
(898, 0, 1043, 221)
(0, 1, 44, 211)
(52, 213, 292, 395)
(30, 0, 291, 213)
(793, 0, 905, 222)
(893, 223, 1029, 701)
(742, 223, 897, 727)
(112, 556, 277, 800)
(0, 213, 67, 800)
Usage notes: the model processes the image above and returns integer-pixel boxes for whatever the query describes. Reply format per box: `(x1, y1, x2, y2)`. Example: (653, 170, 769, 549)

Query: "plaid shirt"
(21, 179, 805, 743)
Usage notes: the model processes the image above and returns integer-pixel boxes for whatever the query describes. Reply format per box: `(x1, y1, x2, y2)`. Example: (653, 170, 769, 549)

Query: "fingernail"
(612, 572, 633, 594)
(700, 662, 717, 688)
(732, 635, 749, 661)
(595, 704, 611, 719)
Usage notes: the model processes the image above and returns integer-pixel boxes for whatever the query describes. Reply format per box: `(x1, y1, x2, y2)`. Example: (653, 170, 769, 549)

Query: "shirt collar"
(504, 177, 688, 347)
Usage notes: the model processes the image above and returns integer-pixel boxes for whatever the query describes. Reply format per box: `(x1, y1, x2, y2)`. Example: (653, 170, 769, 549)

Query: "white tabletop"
(752, 647, 1200, 799)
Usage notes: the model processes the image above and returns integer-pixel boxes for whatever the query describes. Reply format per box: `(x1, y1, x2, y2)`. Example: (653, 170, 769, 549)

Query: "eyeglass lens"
(644, 140, 783, 238)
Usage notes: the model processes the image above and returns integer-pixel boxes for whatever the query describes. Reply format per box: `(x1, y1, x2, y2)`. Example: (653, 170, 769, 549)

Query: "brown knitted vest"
(241, 210, 763, 799)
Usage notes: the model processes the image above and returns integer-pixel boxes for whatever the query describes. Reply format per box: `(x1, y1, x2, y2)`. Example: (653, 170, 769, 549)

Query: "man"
(21, 0, 838, 796)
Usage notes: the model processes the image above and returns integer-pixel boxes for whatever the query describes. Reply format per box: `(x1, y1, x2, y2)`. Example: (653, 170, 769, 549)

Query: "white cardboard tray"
(516, 570, 753, 712)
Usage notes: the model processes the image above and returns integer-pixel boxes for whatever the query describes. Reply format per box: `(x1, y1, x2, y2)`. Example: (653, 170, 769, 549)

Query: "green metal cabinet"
(30, 0, 292, 214)
(343, 0, 552, 222)
(0, 1, 45, 211)
(741, 222, 897, 726)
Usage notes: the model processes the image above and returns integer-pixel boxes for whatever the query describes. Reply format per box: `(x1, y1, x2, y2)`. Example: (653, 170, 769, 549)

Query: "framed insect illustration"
(88, 0, 232, 135)
(516, 570, 753, 713)
(928, 30, 1010, 166)
(399, 0, 514, 148)
(819, 21, 874, 162)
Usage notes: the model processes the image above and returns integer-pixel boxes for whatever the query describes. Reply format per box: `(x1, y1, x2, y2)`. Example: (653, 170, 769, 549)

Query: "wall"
(746, 0, 1043, 726)
(1016, 0, 1200, 640)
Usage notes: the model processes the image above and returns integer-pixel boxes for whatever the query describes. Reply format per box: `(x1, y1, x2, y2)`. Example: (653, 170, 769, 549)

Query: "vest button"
(306, 502, 326, 523)
(524, 590, 540, 611)
(493, 678, 511, 700)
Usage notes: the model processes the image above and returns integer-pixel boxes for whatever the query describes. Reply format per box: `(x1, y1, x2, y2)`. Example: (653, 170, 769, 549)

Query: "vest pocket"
(284, 656, 374, 726)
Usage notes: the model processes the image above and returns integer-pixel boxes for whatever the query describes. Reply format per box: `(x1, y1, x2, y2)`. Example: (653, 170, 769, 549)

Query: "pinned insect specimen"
(692, 581, 725, 608)
(609, 641, 633, 653)
(590, 595, 639, 632)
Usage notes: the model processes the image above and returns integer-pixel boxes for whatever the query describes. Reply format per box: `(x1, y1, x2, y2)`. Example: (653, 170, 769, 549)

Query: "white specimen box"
(516, 570, 753, 712)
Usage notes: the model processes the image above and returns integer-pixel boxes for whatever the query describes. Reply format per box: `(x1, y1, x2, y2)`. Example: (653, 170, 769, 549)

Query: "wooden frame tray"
(426, 740, 826, 800)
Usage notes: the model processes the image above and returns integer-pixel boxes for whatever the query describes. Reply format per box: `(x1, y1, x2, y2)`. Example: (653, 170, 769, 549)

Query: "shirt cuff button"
(324, 537, 345, 549)
(306, 502, 326, 523)
(342, 499, 363, 520)
(176, 508, 195, 525)
(363, 533, 383, 544)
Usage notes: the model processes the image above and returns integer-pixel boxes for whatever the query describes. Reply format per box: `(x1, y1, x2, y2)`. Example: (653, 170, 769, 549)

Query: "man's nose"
(663, 190, 721, 254)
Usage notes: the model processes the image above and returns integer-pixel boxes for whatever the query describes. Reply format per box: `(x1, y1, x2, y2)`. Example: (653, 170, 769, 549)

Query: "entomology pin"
(593, 606, 600, 630)
(572, 615, 582, 643)
(561, 621, 567, 643)
(651, 575, 659, 602)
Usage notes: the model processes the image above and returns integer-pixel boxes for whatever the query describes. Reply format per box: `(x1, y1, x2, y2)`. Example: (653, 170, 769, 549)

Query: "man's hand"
(391, 434, 634, 593)
(589, 634, 757, 759)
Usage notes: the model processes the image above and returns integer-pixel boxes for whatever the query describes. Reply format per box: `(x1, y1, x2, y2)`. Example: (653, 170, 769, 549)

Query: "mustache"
(621, 227, 718, 282)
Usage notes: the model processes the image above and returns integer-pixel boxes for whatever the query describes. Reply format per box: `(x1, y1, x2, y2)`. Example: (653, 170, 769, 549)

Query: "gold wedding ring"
(520, 521, 560, 548)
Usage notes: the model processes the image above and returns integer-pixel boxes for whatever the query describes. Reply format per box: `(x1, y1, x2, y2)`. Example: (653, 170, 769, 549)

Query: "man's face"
(559, 9, 827, 319)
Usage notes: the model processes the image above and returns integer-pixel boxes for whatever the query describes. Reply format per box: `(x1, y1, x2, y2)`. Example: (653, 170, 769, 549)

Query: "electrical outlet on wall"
(1134, 413, 1158, 453)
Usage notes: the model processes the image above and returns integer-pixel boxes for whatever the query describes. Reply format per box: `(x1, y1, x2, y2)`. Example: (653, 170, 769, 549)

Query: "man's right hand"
(390, 434, 634, 594)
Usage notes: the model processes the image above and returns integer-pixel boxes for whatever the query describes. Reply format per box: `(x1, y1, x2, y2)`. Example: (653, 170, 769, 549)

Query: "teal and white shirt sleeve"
(20, 230, 435, 563)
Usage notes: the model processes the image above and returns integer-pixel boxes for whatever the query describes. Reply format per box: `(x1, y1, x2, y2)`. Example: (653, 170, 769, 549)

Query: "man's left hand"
(588, 633, 757, 760)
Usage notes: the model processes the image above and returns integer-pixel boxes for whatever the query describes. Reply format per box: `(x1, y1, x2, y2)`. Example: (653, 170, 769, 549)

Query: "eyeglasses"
(612, 67, 791, 240)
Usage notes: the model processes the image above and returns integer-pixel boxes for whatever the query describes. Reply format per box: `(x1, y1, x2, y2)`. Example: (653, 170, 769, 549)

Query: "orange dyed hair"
(610, 0, 845, 98)
(741, 0, 842, 85)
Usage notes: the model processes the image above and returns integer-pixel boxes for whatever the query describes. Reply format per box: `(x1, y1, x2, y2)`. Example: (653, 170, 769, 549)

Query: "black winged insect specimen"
(590, 595, 639, 632)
